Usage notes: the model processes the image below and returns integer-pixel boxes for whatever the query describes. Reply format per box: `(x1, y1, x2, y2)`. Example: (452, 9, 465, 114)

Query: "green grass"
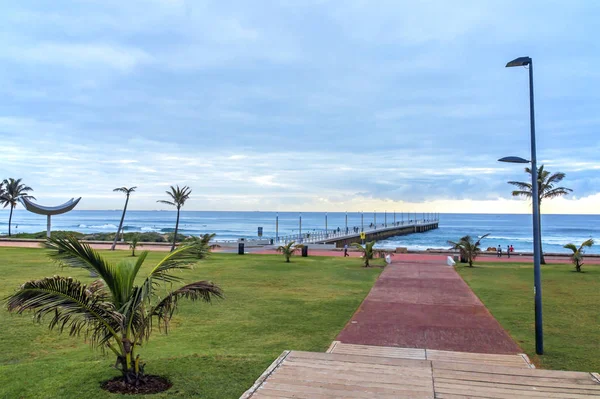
(0, 248, 382, 398)
(457, 261, 600, 372)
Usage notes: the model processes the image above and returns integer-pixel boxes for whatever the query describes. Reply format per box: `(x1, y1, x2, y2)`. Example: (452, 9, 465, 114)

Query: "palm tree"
(157, 185, 192, 251)
(111, 186, 137, 251)
(1, 178, 35, 236)
(351, 241, 376, 267)
(276, 241, 304, 262)
(447, 234, 490, 267)
(564, 239, 594, 272)
(183, 233, 219, 259)
(508, 165, 572, 264)
(129, 233, 140, 256)
(6, 235, 222, 387)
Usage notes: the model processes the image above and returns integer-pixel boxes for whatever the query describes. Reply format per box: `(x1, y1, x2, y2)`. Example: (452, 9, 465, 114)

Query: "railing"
(273, 218, 439, 245)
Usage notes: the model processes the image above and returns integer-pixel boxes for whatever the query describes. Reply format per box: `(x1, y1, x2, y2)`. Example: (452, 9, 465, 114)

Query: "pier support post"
(46, 215, 51, 238)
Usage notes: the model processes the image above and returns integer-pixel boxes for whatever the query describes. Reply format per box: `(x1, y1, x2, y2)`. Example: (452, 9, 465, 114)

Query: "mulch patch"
(101, 375, 172, 395)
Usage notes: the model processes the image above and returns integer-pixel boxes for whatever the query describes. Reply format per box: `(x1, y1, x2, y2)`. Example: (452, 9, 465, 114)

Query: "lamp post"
(501, 55, 543, 355)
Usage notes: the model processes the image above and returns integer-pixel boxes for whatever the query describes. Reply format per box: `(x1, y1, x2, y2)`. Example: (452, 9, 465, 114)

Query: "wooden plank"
(261, 381, 429, 399)
(426, 349, 529, 367)
(240, 351, 290, 399)
(332, 343, 427, 359)
(434, 370, 600, 390)
(435, 377, 600, 394)
(325, 340, 340, 353)
(432, 360, 595, 380)
(289, 350, 431, 368)
(434, 382, 598, 399)
(267, 375, 433, 396)
(284, 359, 433, 378)
(275, 365, 433, 387)
(521, 353, 536, 368)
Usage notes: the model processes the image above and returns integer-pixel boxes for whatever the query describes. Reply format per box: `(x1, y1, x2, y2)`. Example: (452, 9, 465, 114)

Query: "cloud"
(0, 1, 598, 212)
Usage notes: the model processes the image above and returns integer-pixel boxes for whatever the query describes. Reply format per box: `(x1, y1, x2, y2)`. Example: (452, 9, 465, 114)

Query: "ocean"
(0, 210, 598, 254)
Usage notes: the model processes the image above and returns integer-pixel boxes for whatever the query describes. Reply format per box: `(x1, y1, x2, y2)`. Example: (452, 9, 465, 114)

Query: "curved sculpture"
(20, 197, 82, 237)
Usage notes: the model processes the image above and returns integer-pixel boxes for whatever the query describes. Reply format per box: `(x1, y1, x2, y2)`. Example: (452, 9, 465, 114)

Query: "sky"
(1, 0, 599, 213)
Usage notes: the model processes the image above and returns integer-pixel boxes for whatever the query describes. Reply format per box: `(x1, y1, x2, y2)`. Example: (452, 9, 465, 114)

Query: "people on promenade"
(343, 244, 349, 257)
(497, 245, 502, 258)
(507, 245, 511, 258)
(510, 245, 514, 253)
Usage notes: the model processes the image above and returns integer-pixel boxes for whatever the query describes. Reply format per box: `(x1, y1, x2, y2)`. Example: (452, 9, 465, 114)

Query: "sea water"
(0, 210, 598, 254)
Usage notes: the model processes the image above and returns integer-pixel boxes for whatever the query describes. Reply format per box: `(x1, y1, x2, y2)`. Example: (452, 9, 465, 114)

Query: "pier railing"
(274, 217, 439, 246)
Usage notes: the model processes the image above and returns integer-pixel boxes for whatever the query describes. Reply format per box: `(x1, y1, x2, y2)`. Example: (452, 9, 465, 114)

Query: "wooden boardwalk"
(241, 344, 600, 398)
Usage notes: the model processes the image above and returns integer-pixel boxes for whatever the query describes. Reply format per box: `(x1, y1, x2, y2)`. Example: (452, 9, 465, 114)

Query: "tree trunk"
(171, 206, 180, 252)
(111, 195, 130, 251)
(8, 205, 14, 236)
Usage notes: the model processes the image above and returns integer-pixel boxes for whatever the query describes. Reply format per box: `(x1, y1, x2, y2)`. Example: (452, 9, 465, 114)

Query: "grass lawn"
(0, 247, 382, 398)
(457, 261, 600, 372)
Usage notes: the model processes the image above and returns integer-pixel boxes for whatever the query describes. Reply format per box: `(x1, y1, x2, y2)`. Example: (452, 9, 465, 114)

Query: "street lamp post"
(501, 55, 543, 355)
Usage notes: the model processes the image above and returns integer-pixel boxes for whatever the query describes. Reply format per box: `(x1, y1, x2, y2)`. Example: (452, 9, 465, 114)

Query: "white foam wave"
(88, 224, 118, 229)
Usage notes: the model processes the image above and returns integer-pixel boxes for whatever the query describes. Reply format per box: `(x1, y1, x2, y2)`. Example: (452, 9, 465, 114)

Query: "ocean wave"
(141, 226, 161, 232)
(88, 224, 118, 230)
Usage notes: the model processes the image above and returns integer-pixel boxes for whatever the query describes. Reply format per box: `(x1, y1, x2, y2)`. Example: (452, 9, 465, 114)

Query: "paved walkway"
(336, 258, 523, 354)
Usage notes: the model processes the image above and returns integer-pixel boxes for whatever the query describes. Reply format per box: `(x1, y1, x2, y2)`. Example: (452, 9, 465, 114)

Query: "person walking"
(343, 244, 349, 257)
(507, 245, 511, 259)
(497, 245, 502, 258)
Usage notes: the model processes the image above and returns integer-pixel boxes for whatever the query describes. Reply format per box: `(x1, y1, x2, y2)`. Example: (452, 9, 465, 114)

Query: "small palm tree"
(111, 186, 137, 251)
(184, 233, 219, 259)
(276, 241, 304, 262)
(447, 234, 490, 267)
(1, 178, 35, 236)
(129, 233, 140, 256)
(157, 185, 192, 251)
(564, 239, 594, 272)
(351, 241, 376, 267)
(508, 165, 572, 264)
(5, 235, 222, 387)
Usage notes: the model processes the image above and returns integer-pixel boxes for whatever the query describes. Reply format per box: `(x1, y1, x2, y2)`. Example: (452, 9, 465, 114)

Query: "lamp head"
(506, 57, 531, 67)
(498, 156, 530, 164)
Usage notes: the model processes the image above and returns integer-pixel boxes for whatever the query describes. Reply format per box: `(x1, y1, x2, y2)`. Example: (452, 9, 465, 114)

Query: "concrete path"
(336, 258, 523, 354)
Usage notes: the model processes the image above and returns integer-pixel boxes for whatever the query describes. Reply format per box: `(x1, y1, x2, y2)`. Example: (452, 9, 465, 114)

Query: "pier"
(274, 215, 439, 248)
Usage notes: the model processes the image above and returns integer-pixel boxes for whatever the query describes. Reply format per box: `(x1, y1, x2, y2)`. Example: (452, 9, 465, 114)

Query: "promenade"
(336, 257, 522, 353)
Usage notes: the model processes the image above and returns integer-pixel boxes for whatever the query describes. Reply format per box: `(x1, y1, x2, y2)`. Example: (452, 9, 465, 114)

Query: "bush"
(4, 231, 85, 239)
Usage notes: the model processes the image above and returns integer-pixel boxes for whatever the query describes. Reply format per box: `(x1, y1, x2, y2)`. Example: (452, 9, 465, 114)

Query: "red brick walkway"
(336, 258, 522, 354)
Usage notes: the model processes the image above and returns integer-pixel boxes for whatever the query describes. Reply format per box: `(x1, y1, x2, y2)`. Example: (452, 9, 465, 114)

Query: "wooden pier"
(275, 219, 439, 248)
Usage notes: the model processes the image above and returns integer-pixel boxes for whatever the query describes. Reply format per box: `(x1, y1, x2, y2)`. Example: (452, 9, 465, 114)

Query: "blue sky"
(1, 1, 599, 213)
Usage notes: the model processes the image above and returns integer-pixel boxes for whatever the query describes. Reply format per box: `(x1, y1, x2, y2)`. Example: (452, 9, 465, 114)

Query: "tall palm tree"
(276, 241, 304, 262)
(157, 185, 191, 251)
(508, 165, 572, 264)
(564, 239, 594, 272)
(351, 241, 376, 267)
(447, 234, 490, 267)
(1, 178, 35, 236)
(6, 235, 222, 387)
(111, 186, 137, 250)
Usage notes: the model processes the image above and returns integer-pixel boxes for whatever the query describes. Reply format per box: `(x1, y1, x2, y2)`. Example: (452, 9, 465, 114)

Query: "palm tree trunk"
(111, 195, 130, 251)
(171, 206, 180, 252)
(8, 205, 14, 236)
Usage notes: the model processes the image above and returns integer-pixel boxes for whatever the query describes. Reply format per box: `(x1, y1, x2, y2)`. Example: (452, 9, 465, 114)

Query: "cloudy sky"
(1, 1, 599, 213)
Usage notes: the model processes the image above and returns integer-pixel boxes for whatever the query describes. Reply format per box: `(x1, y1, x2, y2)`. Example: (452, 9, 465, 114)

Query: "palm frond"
(546, 172, 566, 185)
(543, 187, 572, 200)
(157, 200, 175, 206)
(6, 276, 122, 347)
(507, 181, 532, 191)
(511, 190, 532, 198)
(563, 243, 577, 253)
(144, 245, 199, 286)
(45, 236, 121, 300)
(579, 239, 594, 251)
(150, 281, 223, 333)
